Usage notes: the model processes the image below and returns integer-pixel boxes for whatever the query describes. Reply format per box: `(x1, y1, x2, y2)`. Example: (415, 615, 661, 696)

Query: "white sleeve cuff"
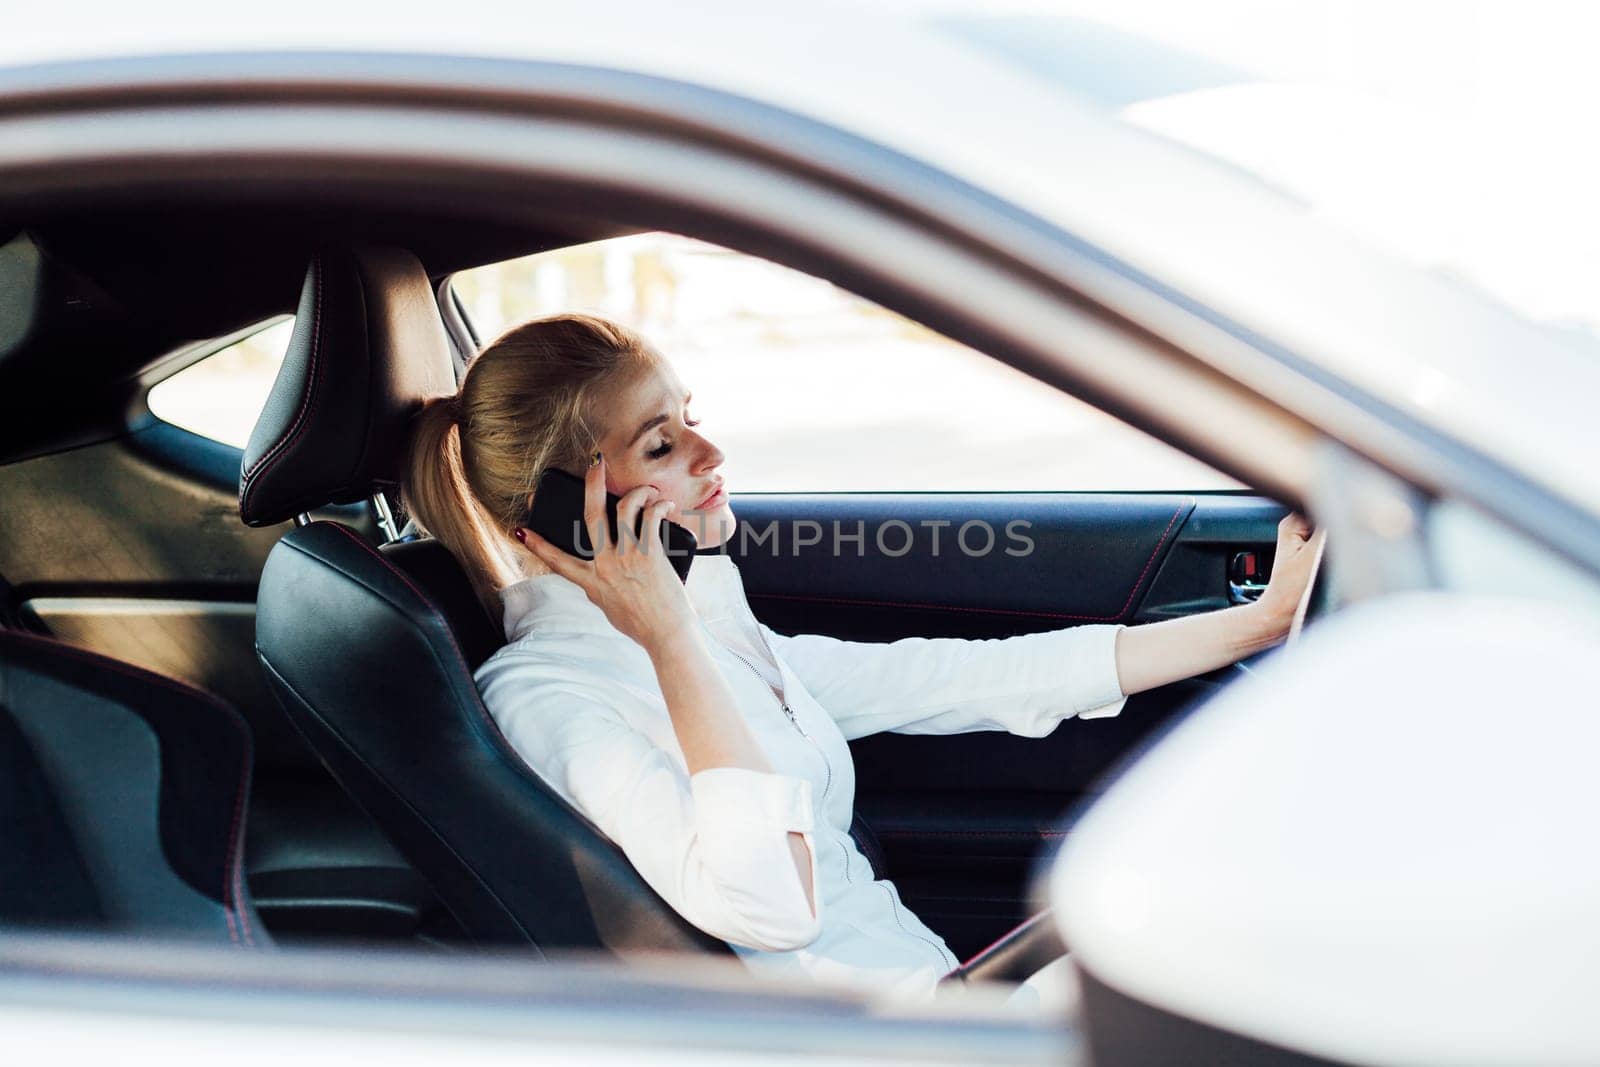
(688, 767, 820, 950)
(690, 766, 815, 834)
(1070, 624, 1129, 720)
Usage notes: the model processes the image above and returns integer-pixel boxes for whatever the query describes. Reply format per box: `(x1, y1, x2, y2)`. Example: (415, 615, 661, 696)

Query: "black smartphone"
(525, 466, 698, 583)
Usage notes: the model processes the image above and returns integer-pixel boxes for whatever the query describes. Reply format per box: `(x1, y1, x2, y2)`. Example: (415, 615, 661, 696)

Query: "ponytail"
(398, 313, 658, 624)
(402, 395, 507, 619)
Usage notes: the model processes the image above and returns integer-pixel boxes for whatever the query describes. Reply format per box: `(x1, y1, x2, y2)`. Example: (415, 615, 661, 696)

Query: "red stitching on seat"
(0, 629, 254, 945)
(0, 629, 235, 715)
(223, 755, 253, 947)
(749, 501, 1191, 623)
(306, 525, 538, 783)
(317, 523, 480, 684)
(240, 256, 325, 517)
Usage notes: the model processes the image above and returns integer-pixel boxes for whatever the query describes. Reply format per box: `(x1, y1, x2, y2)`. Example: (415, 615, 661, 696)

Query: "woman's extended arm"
(761, 513, 1318, 741)
(1114, 513, 1316, 695)
(520, 455, 815, 925)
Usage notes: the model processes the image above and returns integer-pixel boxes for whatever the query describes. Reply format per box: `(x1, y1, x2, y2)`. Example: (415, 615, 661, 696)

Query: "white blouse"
(474, 552, 1127, 1000)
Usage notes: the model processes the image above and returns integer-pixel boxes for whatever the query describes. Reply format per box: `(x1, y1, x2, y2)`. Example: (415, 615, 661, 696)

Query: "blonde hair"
(401, 313, 658, 617)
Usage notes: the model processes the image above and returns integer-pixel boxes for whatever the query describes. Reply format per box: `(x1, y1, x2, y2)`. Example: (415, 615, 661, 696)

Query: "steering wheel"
(1285, 529, 1331, 644)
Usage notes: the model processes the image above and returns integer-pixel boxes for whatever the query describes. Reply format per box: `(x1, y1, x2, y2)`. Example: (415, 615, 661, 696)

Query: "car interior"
(0, 201, 1292, 975)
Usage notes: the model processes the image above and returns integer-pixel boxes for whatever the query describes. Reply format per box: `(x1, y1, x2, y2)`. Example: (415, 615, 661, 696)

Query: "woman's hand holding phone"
(516, 454, 696, 651)
(519, 457, 818, 918)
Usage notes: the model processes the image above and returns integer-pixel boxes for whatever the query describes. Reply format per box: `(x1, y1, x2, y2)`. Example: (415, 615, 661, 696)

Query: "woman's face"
(594, 360, 735, 548)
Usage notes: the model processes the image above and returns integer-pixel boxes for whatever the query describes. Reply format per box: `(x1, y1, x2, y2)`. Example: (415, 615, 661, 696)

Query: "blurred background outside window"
(147, 317, 294, 449)
(150, 233, 1237, 491)
(451, 234, 1234, 491)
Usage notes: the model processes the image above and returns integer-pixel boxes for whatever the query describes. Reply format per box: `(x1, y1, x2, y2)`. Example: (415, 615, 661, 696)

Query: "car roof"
(3, 0, 1596, 515)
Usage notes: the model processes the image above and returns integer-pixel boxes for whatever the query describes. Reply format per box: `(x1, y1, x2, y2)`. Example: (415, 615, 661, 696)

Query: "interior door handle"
(1229, 579, 1268, 604)
(1229, 551, 1268, 604)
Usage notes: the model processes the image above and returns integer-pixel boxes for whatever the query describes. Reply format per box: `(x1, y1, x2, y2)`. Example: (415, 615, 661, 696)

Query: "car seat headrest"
(238, 246, 457, 527)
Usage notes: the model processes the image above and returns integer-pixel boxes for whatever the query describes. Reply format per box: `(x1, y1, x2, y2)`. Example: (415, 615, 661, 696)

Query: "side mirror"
(1049, 592, 1600, 1065)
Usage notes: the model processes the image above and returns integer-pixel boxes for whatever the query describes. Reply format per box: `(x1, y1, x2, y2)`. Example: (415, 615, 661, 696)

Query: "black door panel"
(732, 493, 1196, 640)
(1139, 495, 1289, 620)
(727, 492, 1286, 960)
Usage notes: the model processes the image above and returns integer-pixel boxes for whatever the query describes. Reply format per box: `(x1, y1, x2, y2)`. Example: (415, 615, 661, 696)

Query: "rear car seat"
(0, 629, 266, 944)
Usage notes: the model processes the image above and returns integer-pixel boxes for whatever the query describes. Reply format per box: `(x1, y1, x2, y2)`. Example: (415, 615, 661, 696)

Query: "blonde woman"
(402, 313, 1318, 1005)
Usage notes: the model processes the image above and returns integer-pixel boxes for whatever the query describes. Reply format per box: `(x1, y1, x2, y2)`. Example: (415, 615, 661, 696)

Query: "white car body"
(4, 1, 1594, 517)
(3, 5, 1597, 1064)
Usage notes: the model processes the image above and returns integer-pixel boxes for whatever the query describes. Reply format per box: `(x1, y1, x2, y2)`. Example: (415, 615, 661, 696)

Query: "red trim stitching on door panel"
(1113, 501, 1188, 618)
(749, 501, 1190, 623)
(750, 591, 1123, 621)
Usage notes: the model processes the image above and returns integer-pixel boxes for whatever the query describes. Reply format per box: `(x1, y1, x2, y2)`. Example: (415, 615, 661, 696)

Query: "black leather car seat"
(0, 629, 266, 945)
(241, 247, 726, 957)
